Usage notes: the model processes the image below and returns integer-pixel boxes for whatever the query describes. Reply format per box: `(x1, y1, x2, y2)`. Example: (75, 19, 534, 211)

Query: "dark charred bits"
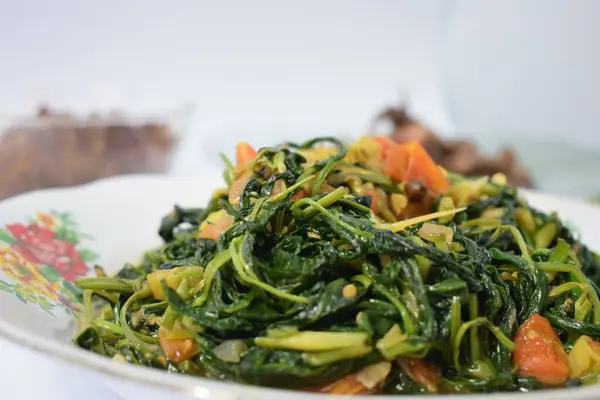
(405, 181, 428, 202)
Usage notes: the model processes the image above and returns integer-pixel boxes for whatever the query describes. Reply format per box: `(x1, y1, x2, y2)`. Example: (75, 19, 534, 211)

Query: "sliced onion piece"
(356, 361, 392, 389)
(418, 223, 454, 245)
(213, 340, 248, 363)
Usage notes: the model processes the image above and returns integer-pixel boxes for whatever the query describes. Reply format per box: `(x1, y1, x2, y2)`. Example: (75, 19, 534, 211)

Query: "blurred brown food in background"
(0, 104, 534, 201)
(378, 107, 533, 188)
(0, 107, 176, 200)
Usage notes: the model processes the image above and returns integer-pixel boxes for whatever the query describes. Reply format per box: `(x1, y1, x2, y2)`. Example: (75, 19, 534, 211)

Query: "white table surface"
(0, 338, 121, 400)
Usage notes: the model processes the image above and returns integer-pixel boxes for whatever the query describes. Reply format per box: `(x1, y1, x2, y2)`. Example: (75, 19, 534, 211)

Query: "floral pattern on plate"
(0, 211, 95, 316)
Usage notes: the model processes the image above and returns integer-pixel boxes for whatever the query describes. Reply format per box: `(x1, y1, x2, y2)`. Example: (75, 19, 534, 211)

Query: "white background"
(1, 1, 600, 398)
(0, 0, 449, 162)
(2, 0, 599, 167)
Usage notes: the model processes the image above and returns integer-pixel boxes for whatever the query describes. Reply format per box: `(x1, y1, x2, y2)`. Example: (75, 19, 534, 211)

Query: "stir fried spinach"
(75, 137, 600, 395)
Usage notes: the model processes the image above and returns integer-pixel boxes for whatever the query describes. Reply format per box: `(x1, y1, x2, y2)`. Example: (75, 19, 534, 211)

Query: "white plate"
(0, 175, 599, 400)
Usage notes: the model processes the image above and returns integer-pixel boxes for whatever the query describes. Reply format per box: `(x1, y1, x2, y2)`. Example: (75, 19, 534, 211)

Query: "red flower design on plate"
(6, 223, 88, 281)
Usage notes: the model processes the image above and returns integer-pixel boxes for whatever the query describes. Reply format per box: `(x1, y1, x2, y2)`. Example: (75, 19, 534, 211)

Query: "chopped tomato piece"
(513, 314, 570, 385)
(197, 210, 234, 241)
(291, 190, 306, 202)
(158, 329, 196, 363)
(228, 170, 253, 205)
(374, 136, 396, 161)
(381, 141, 411, 182)
(399, 358, 441, 393)
(381, 141, 450, 196)
(363, 189, 379, 214)
(402, 141, 450, 195)
(236, 142, 257, 171)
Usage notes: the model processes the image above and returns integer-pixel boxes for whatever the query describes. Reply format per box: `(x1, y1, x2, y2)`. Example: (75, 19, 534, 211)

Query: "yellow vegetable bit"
(535, 222, 558, 249)
(449, 176, 489, 207)
(147, 266, 204, 301)
(376, 324, 407, 357)
(418, 223, 454, 245)
(196, 209, 234, 241)
(515, 207, 536, 233)
(437, 196, 456, 224)
(568, 335, 600, 379)
(482, 207, 505, 219)
(390, 193, 408, 216)
(344, 136, 382, 172)
(491, 172, 508, 186)
(377, 207, 467, 233)
(306, 231, 322, 240)
(298, 146, 339, 165)
(355, 361, 392, 390)
(342, 284, 358, 299)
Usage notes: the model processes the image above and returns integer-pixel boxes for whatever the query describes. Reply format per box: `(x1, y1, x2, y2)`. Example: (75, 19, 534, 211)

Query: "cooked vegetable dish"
(75, 136, 600, 394)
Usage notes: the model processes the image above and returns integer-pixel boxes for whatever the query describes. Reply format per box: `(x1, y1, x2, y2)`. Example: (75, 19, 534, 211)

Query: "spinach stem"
(450, 296, 462, 350)
(294, 198, 374, 240)
(76, 277, 135, 293)
(460, 218, 502, 229)
(546, 238, 571, 283)
(247, 198, 266, 222)
(300, 187, 347, 217)
(192, 250, 232, 307)
(538, 261, 600, 323)
(548, 282, 586, 298)
(311, 156, 339, 196)
(491, 225, 533, 264)
(119, 287, 153, 352)
(335, 198, 373, 216)
(453, 317, 515, 372)
(83, 289, 94, 325)
(162, 278, 193, 330)
(468, 294, 481, 362)
(267, 175, 315, 204)
(373, 284, 415, 335)
(229, 236, 309, 304)
(219, 153, 236, 186)
(95, 320, 158, 344)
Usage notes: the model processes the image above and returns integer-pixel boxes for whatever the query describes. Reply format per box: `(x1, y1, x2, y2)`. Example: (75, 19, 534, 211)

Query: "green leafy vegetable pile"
(75, 137, 600, 395)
